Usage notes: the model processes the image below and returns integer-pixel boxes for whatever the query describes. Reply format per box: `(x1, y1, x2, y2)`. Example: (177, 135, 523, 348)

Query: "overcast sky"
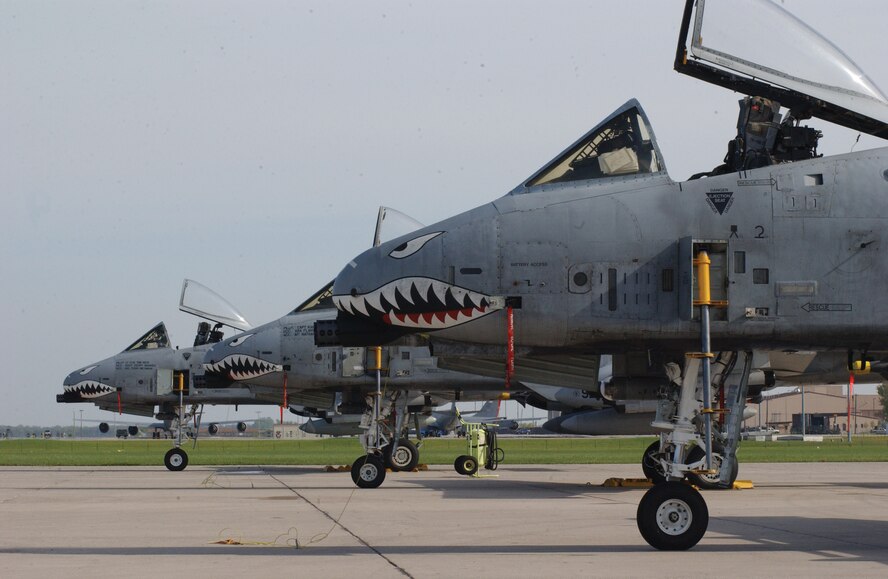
(2, 0, 885, 426)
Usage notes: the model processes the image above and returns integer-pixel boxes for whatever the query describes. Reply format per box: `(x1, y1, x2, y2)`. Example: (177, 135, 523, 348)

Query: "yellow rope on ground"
(211, 527, 300, 547)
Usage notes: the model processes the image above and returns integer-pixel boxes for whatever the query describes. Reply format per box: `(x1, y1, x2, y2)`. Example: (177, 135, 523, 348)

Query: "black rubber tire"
(384, 440, 420, 472)
(685, 444, 738, 489)
(454, 455, 478, 476)
(351, 455, 386, 489)
(637, 482, 709, 551)
(454, 454, 478, 476)
(641, 441, 667, 484)
(163, 448, 188, 472)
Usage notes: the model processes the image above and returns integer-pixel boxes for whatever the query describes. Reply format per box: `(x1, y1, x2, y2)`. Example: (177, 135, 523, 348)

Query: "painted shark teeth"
(204, 355, 283, 381)
(333, 277, 501, 330)
(64, 381, 115, 399)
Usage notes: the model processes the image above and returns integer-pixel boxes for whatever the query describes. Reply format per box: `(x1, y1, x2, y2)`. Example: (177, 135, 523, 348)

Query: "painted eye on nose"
(228, 333, 254, 347)
(79, 365, 98, 375)
(388, 232, 443, 259)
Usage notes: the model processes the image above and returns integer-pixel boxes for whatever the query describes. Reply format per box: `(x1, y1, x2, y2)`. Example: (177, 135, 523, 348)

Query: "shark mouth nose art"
(64, 381, 115, 399)
(204, 355, 283, 381)
(333, 277, 502, 329)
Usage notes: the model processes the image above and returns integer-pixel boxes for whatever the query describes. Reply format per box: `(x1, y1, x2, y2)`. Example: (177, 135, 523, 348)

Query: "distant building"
(744, 386, 884, 434)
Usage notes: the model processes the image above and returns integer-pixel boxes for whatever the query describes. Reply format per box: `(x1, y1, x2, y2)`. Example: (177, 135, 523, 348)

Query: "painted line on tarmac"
(264, 470, 414, 578)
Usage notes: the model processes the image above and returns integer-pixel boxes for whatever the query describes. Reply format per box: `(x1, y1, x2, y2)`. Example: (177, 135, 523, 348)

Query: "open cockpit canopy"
(676, 0, 888, 138)
(523, 100, 665, 189)
(178, 279, 252, 331)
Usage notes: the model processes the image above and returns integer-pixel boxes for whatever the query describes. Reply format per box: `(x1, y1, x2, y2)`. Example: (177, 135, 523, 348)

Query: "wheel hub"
(360, 464, 378, 481)
(170, 454, 183, 467)
(656, 498, 692, 535)
(392, 448, 410, 466)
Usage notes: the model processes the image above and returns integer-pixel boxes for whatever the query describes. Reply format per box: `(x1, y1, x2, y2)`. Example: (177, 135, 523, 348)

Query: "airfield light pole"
(847, 373, 853, 443)
(79, 409, 83, 439)
(801, 385, 806, 436)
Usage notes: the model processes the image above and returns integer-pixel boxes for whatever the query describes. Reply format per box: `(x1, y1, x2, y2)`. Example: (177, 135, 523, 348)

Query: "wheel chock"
(732, 480, 754, 489)
(324, 465, 352, 472)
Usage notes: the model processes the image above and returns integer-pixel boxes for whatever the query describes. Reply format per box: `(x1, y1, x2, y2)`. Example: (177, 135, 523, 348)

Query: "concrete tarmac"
(1, 463, 887, 577)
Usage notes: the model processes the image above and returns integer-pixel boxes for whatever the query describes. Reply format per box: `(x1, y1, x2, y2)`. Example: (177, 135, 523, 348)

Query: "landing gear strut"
(636, 251, 750, 550)
(160, 373, 203, 471)
(348, 347, 424, 488)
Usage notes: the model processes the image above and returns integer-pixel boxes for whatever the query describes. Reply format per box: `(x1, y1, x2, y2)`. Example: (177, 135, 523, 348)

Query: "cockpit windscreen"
(124, 322, 171, 352)
(526, 105, 662, 187)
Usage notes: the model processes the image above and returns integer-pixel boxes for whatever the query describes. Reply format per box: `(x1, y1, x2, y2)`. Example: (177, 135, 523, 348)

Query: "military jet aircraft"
(201, 278, 513, 480)
(59, 280, 274, 470)
(320, 0, 888, 550)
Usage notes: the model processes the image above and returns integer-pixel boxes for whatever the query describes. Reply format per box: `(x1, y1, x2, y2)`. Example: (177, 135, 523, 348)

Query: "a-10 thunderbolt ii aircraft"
(59, 280, 275, 470)
(319, 0, 888, 550)
(60, 275, 511, 472)
(201, 279, 516, 483)
(62, 209, 514, 475)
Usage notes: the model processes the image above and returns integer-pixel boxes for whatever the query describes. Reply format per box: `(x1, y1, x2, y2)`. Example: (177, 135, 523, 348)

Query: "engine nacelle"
(208, 423, 219, 435)
(99, 422, 109, 434)
(236, 421, 247, 433)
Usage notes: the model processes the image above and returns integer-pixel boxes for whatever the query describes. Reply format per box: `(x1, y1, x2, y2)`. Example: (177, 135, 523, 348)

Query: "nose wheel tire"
(164, 448, 188, 472)
(351, 455, 386, 488)
(637, 481, 708, 551)
(454, 455, 478, 476)
(384, 440, 419, 472)
(641, 441, 667, 484)
(686, 444, 738, 489)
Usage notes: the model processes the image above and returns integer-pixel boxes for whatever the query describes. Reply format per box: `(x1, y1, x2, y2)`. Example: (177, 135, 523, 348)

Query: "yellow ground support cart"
(453, 414, 505, 477)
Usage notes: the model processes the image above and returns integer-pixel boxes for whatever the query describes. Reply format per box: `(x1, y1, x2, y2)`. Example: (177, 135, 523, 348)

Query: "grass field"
(1, 436, 887, 467)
